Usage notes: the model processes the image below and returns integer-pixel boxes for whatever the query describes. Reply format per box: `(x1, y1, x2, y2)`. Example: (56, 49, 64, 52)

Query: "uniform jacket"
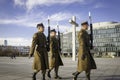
(49, 36, 63, 68)
(77, 29, 97, 72)
(30, 32, 49, 71)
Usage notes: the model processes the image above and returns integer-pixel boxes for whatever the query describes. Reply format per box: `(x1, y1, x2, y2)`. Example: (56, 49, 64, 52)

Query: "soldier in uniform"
(29, 23, 49, 80)
(72, 21, 97, 80)
(47, 29, 63, 79)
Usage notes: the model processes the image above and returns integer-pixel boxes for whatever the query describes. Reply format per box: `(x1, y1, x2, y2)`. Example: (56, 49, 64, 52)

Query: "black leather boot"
(86, 74, 90, 80)
(42, 77, 46, 80)
(73, 76, 77, 80)
(72, 71, 80, 76)
(42, 74, 46, 80)
(47, 70, 51, 78)
(72, 71, 80, 80)
(72, 71, 78, 76)
(54, 75, 62, 79)
(32, 72, 37, 80)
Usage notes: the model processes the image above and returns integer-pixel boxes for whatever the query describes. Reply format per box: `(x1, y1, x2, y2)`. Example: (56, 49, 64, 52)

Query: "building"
(61, 28, 79, 56)
(4, 40, 7, 46)
(93, 22, 120, 57)
(13, 46, 30, 55)
(0, 45, 30, 56)
(61, 22, 120, 57)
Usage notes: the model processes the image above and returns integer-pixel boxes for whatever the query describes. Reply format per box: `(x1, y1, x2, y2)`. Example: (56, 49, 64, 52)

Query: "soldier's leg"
(32, 70, 40, 80)
(72, 71, 81, 76)
(54, 66, 62, 79)
(41, 70, 46, 80)
(85, 70, 91, 80)
(47, 67, 54, 78)
(72, 71, 81, 80)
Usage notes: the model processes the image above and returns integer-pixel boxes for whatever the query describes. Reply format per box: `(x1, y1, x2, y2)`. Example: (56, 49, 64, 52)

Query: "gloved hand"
(81, 54, 86, 60)
(28, 54, 32, 59)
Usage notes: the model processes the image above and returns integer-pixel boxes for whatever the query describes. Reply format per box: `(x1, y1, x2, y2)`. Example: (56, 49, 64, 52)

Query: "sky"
(0, 0, 120, 46)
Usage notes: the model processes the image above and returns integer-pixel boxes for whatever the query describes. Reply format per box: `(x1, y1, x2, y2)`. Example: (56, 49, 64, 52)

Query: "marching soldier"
(47, 29, 63, 79)
(72, 21, 97, 80)
(29, 23, 49, 80)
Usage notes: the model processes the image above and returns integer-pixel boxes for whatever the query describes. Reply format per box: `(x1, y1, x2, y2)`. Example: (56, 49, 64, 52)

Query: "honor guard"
(29, 23, 49, 80)
(47, 29, 63, 79)
(72, 21, 97, 80)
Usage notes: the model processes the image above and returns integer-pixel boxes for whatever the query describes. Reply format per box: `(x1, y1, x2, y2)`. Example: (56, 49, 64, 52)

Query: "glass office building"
(61, 22, 120, 57)
(61, 28, 79, 55)
(93, 22, 120, 56)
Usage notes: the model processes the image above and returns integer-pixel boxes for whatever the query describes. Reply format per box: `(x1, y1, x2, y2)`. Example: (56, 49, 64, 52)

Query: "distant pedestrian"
(10, 53, 16, 59)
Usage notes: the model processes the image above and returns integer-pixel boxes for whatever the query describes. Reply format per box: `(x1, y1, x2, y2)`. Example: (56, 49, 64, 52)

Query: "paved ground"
(0, 57, 120, 80)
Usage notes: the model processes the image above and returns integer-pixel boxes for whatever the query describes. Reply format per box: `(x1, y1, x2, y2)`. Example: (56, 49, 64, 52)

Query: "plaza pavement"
(0, 57, 120, 80)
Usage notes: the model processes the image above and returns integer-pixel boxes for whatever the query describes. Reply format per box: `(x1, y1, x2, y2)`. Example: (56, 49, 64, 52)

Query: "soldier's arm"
(78, 32, 86, 47)
(78, 32, 87, 55)
(29, 33, 38, 57)
(50, 39, 55, 57)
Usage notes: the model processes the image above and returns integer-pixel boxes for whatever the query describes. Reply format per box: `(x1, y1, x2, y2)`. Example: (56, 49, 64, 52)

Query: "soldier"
(47, 29, 63, 79)
(72, 21, 97, 80)
(29, 23, 49, 80)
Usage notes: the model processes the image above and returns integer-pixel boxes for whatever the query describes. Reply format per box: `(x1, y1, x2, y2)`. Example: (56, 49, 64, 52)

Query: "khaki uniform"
(49, 37, 63, 68)
(30, 32, 49, 72)
(77, 29, 96, 72)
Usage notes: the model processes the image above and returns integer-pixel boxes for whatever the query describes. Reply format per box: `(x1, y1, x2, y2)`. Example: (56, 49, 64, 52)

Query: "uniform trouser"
(34, 69, 46, 77)
(85, 70, 90, 80)
(49, 66, 59, 77)
(77, 70, 91, 80)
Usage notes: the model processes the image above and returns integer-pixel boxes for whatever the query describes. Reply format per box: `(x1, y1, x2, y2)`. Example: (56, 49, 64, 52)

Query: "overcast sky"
(0, 0, 120, 46)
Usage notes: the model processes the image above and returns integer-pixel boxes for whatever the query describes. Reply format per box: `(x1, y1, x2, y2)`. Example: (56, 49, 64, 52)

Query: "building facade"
(4, 40, 8, 46)
(61, 28, 79, 56)
(0, 45, 30, 56)
(61, 22, 120, 57)
(93, 22, 120, 56)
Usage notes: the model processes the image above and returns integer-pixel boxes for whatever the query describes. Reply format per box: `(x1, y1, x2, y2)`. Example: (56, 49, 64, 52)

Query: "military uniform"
(77, 29, 96, 72)
(73, 21, 96, 80)
(49, 37, 63, 68)
(29, 31, 49, 80)
(47, 29, 63, 79)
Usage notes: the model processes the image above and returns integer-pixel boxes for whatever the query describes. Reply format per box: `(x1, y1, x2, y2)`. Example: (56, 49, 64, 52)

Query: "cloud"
(0, 38, 31, 46)
(0, 12, 46, 27)
(49, 24, 71, 33)
(0, 19, 26, 24)
(93, 3, 104, 9)
(14, 0, 25, 6)
(0, 11, 80, 28)
(14, 0, 85, 11)
(50, 12, 75, 22)
(0, 18, 35, 27)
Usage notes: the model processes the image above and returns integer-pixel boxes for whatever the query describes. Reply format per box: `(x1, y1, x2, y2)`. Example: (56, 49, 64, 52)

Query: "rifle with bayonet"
(57, 24, 62, 52)
(47, 17, 50, 52)
(89, 12, 93, 49)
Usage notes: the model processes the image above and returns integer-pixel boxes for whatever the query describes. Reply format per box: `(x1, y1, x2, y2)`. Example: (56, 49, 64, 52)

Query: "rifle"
(47, 17, 50, 51)
(57, 24, 62, 52)
(89, 12, 93, 49)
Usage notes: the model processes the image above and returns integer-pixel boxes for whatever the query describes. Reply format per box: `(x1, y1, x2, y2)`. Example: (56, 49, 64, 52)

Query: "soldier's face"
(50, 32, 56, 37)
(38, 26, 44, 32)
(83, 25, 88, 30)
